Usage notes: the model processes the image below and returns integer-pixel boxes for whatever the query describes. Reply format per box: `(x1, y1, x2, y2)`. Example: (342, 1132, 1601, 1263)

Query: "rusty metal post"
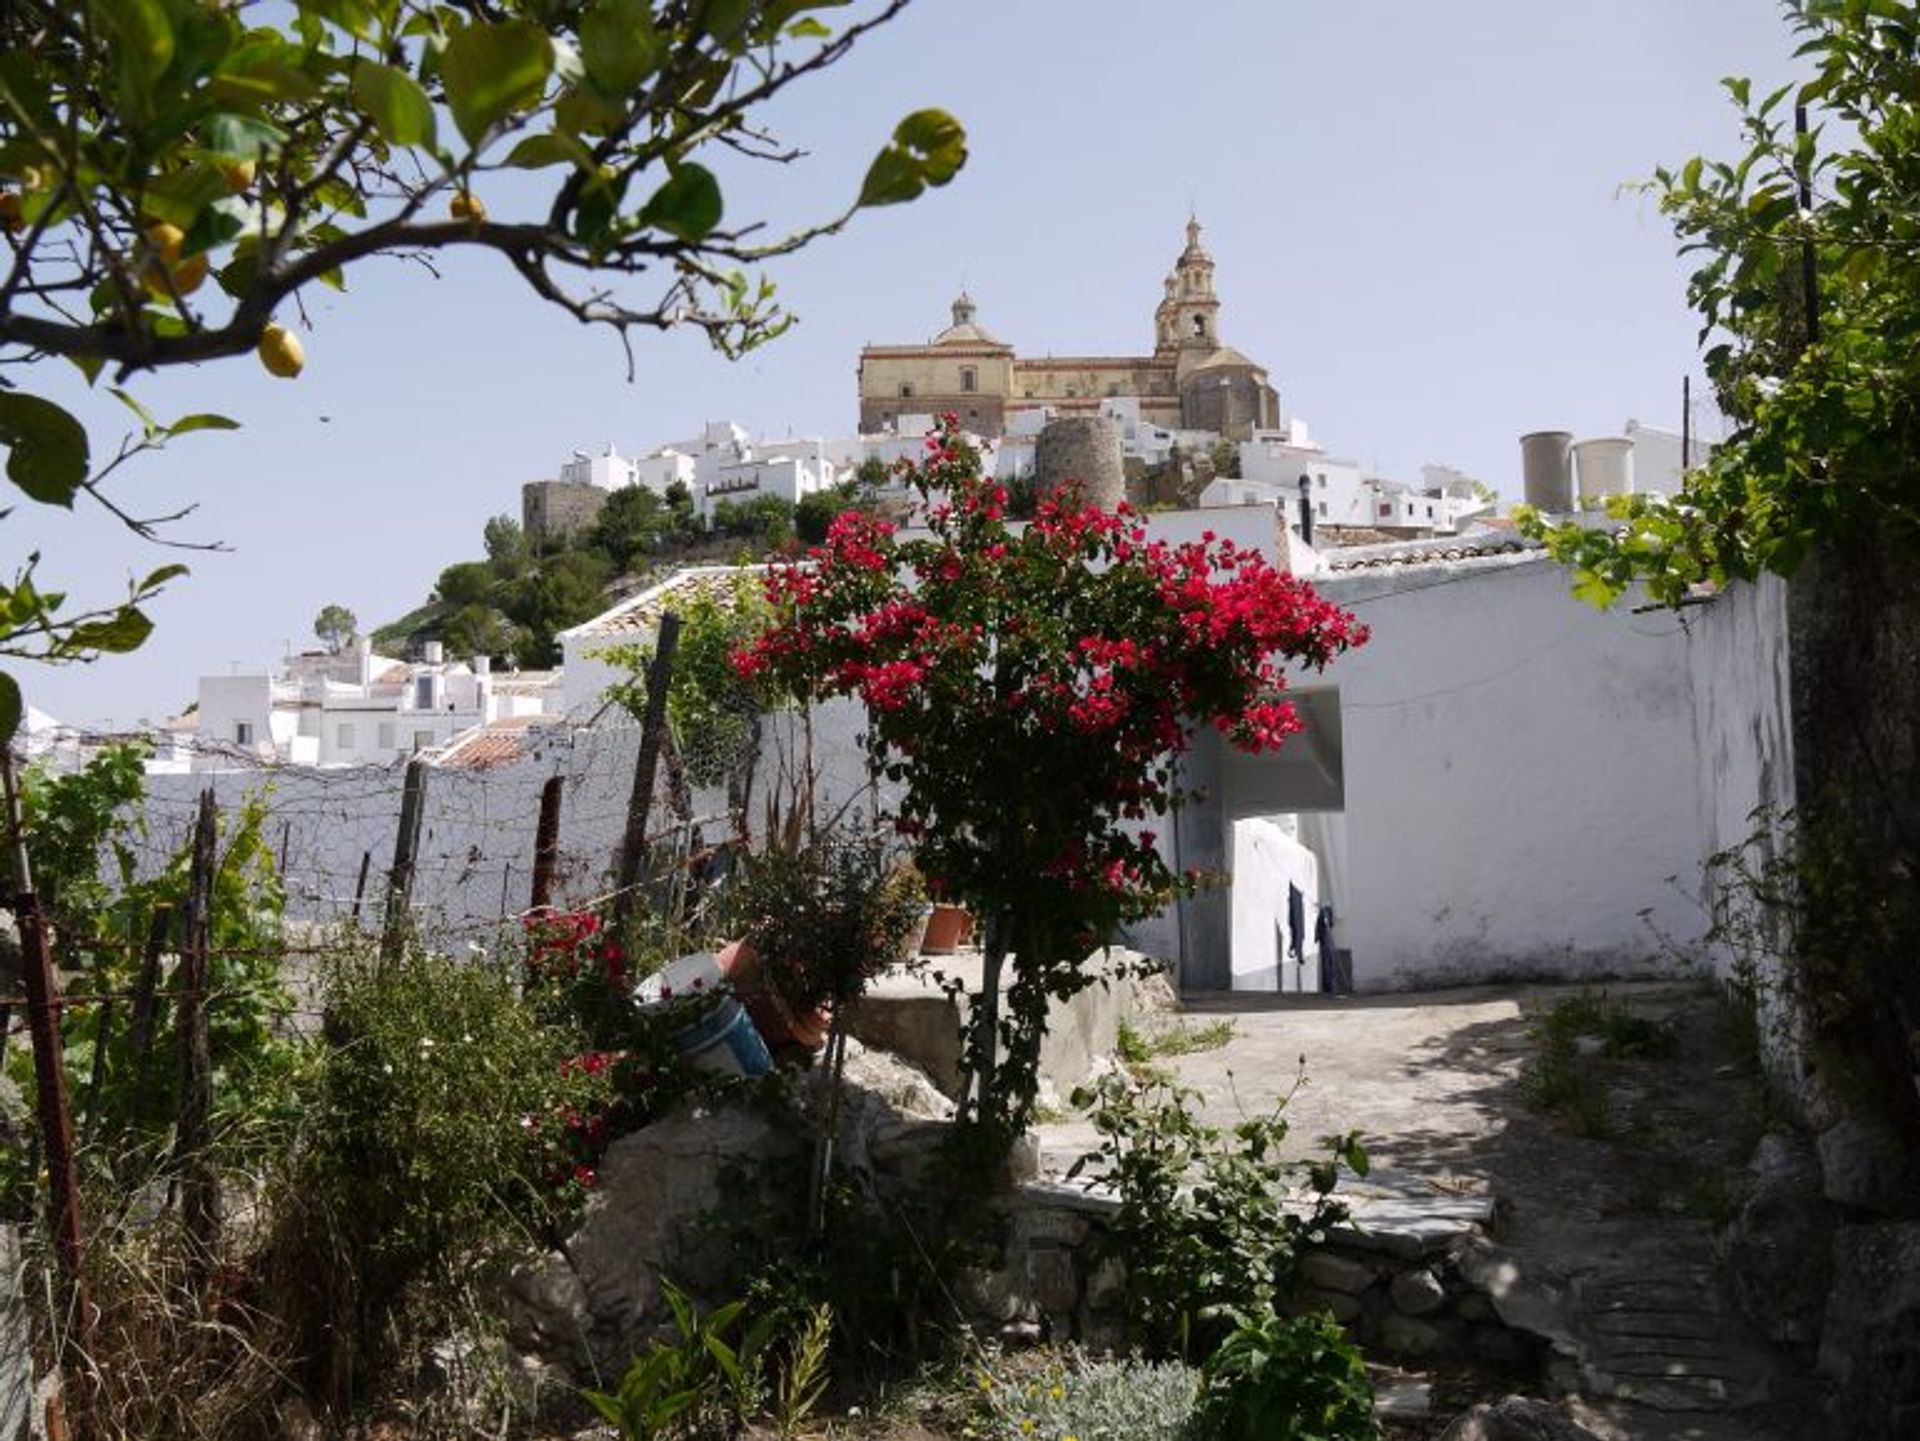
(0, 746, 95, 1425)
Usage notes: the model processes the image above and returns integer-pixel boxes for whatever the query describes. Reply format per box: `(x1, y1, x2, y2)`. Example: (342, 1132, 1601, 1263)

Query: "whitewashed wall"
(1312, 554, 1708, 988)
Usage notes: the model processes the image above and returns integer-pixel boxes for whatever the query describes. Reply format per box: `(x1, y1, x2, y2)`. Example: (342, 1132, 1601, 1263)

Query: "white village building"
(188, 639, 558, 770)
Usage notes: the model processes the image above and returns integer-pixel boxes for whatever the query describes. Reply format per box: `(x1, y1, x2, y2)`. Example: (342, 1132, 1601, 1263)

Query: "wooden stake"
(530, 774, 564, 912)
(381, 758, 428, 964)
(612, 612, 681, 937)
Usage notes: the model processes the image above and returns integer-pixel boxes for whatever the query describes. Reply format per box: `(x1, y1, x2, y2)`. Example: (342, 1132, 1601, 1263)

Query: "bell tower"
(1156, 216, 1222, 357)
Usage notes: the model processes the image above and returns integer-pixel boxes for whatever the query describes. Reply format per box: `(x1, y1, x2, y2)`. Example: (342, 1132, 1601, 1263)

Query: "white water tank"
(1573, 437, 1634, 507)
(1520, 431, 1574, 512)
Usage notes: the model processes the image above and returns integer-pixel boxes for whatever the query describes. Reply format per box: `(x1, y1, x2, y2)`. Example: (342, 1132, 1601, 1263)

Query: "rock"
(1009, 1206, 1090, 1250)
(1077, 1312, 1129, 1355)
(955, 1266, 1033, 1327)
(1000, 1319, 1045, 1349)
(1019, 1247, 1081, 1316)
(1820, 1220, 1920, 1441)
(1454, 1292, 1494, 1323)
(1300, 1250, 1375, 1295)
(1373, 1376, 1432, 1420)
(1291, 1288, 1362, 1325)
(1472, 1325, 1536, 1366)
(1390, 1266, 1448, 1317)
(1083, 1256, 1127, 1312)
(1437, 1395, 1605, 1441)
(1817, 1113, 1920, 1217)
(1379, 1312, 1448, 1358)
(505, 1101, 804, 1371)
(813, 1040, 954, 1197)
(1723, 1131, 1836, 1351)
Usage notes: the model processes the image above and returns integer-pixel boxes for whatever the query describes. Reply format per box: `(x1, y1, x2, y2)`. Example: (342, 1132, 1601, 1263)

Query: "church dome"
(932, 290, 1006, 347)
(1185, 344, 1264, 373)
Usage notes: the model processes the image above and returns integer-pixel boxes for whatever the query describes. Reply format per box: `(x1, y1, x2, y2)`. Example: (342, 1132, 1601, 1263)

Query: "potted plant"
(722, 834, 926, 1054)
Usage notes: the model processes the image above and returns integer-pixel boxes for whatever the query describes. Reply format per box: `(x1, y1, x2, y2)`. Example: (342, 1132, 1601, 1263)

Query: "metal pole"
(0, 746, 95, 1406)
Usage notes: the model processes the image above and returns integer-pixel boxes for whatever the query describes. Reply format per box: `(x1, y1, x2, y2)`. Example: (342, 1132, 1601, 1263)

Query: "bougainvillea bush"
(734, 417, 1367, 1142)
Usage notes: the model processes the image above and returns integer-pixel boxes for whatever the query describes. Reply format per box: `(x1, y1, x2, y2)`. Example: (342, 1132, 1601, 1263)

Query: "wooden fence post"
(530, 774, 564, 913)
(613, 612, 680, 937)
(381, 758, 428, 964)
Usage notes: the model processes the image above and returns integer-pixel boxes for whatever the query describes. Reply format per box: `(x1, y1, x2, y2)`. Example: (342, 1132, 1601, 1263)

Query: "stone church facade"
(857, 219, 1280, 442)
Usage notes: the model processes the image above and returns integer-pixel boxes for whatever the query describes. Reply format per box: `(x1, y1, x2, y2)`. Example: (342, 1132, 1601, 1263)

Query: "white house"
(189, 639, 557, 769)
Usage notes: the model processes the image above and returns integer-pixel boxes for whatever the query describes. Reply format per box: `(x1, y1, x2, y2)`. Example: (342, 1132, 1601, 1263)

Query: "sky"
(14, 0, 1804, 728)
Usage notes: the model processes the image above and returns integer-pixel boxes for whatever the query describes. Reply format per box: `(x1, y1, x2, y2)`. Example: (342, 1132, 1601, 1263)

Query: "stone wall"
(976, 1179, 1544, 1371)
(522, 479, 606, 546)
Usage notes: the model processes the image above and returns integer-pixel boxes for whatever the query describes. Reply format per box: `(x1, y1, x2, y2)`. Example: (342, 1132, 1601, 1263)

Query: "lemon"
(257, 322, 305, 379)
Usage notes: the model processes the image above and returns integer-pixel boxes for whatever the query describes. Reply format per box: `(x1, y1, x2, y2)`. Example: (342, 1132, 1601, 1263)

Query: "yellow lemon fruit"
(220, 158, 257, 193)
(257, 323, 305, 379)
(145, 222, 185, 266)
(449, 189, 486, 223)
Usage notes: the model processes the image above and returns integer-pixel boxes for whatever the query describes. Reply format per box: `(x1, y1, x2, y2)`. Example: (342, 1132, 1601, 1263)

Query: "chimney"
(1297, 473, 1315, 547)
(422, 639, 444, 666)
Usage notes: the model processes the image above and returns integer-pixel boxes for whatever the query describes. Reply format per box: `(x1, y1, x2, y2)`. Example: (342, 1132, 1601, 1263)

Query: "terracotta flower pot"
(919, 903, 974, 956)
(719, 937, 833, 1054)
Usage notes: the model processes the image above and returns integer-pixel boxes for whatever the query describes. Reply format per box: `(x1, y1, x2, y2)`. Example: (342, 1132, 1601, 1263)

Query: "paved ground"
(1035, 979, 1830, 1441)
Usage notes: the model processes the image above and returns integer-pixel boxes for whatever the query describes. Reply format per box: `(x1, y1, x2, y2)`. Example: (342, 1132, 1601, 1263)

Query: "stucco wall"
(1317, 554, 1711, 990)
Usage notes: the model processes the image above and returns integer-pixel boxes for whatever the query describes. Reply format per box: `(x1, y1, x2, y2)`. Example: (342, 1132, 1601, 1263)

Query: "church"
(856, 219, 1281, 442)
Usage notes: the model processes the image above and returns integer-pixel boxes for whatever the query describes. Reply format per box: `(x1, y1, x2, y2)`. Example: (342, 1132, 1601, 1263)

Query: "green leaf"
(109, 388, 159, 438)
(859, 109, 967, 208)
(0, 393, 89, 507)
(504, 131, 595, 171)
(581, 0, 662, 95)
(0, 672, 19, 746)
(441, 21, 555, 146)
(352, 61, 438, 150)
(137, 563, 190, 593)
(785, 17, 832, 38)
(858, 147, 923, 207)
(92, 0, 176, 116)
(639, 163, 723, 242)
(68, 608, 154, 655)
(165, 413, 240, 438)
(201, 112, 287, 161)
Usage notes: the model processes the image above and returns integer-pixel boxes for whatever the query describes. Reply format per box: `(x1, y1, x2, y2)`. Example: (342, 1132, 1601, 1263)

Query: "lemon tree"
(0, 0, 965, 725)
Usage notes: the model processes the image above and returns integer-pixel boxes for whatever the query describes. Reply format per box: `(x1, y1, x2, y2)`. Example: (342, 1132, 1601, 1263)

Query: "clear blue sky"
(16, 0, 1801, 727)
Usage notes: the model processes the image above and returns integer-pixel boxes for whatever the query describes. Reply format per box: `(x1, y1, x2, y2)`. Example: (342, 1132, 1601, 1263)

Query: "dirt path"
(1037, 979, 1829, 1440)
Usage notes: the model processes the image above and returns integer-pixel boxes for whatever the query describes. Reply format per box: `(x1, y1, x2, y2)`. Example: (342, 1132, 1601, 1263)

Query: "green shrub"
(1190, 1311, 1379, 1441)
(276, 944, 607, 1405)
(1070, 1072, 1366, 1361)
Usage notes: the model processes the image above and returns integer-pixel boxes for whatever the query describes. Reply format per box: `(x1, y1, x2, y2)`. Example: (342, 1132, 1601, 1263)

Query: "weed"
(970, 1348, 1198, 1441)
(1115, 1017, 1236, 1070)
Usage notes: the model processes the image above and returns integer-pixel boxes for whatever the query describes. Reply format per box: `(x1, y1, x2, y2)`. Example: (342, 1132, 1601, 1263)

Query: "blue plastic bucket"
(671, 993, 772, 1077)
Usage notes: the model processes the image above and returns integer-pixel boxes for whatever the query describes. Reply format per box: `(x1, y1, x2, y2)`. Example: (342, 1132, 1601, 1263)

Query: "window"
(1106, 382, 1121, 397)
(415, 675, 433, 708)
(412, 729, 435, 751)
(1318, 501, 1328, 517)
(960, 367, 977, 393)
(898, 382, 915, 398)
(1192, 315, 1207, 338)
(1426, 504, 1434, 518)
(234, 721, 254, 746)
(1316, 472, 1327, 489)
(337, 722, 356, 751)
(378, 722, 395, 750)
(1379, 503, 1393, 518)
